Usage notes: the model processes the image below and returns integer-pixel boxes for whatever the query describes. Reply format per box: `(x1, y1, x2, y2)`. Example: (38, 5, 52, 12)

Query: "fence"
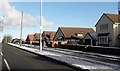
(58, 44, 120, 56)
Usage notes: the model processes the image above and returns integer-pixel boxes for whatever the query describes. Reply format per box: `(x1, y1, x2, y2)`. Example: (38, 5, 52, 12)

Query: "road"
(2, 44, 76, 70)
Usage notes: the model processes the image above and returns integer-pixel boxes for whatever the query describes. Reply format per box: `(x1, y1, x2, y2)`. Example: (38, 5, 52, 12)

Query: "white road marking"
(3, 59, 11, 71)
(0, 52, 3, 56)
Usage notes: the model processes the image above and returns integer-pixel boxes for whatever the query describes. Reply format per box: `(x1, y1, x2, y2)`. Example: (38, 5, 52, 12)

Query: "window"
(100, 24, 108, 31)
(97, 38, 99, 44)
(104, 38, 106, 44)
(77, 34, 83, 37)
(98, 36, 108, 44)
(103, 37, 105, 44)
(100, 37, 102, 44)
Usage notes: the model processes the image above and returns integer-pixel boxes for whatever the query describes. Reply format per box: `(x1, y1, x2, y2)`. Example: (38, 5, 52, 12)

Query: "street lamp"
(20, 11, 23, 47)
(0, 16, 4, 43)
(39, 0, 43, 52)
(0, 16, 4, 32)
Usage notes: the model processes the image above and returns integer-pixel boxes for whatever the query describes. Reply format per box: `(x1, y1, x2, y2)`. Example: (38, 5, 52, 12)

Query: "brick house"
(54, 27, 94, 45)
(26, 34, 34, 44)
(42, 31, 56, 47)
(32, 33, 40, 45)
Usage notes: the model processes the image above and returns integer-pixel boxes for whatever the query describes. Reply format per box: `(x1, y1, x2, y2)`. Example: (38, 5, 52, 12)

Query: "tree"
(2, 35, 13, 43)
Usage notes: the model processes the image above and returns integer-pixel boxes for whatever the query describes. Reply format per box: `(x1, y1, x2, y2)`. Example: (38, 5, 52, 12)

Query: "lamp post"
(0, 16, 4, 43)
(0, 16, 4, 32)
(39, 0, 42, 52)
(20, 11, 23, 46)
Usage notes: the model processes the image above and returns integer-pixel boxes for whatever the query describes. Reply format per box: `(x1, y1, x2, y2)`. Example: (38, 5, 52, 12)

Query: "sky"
(4, 0, 120, 2)
(0, 0, 119, 40)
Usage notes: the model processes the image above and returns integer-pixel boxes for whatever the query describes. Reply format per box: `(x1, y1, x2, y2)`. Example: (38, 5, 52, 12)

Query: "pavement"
(7, 43, 120, 71)
(2, 43, 76, 71)
(0, 43, 2, 71)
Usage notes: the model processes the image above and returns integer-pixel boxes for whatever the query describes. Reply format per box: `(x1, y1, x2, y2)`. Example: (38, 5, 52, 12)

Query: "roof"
(12, 38, 23, 43)
(59, 27, 94, 39)
(87, 32, 96, 39)
(34, 33, 40, 40)
(95, 13, 120, 26)
(12, 38, 20, 41)
(26, 34, 34, 41)
(105, 14, 120, 23)
(42, 31, 56, 40)
(34, 33, 40, 35)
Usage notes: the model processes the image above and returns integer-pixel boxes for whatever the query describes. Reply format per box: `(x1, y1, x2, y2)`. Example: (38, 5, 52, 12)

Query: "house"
(54, 27, 94, 45)
(32, 33, 40, 45)
(95, 13, 120, 47)
(11, 38, 23, 44)
(84, 32, 96, 46)
(26, 34, 34, 44)
(34, 33, 40, 41)
(42, 31, 56, 47)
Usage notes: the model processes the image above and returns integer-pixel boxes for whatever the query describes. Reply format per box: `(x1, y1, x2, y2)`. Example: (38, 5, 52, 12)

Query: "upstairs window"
(100, 24, 108, 31)
(75, 33, 83, 37)
(77, 34, 83, 37)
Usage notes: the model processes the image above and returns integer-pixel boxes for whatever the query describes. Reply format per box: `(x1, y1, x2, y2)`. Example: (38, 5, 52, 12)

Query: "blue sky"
(42, 2, 117, 29)
(3, 2, 118, 40)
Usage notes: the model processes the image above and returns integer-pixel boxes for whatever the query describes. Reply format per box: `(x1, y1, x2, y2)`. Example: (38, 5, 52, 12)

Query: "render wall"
(96, 15, 114, 46)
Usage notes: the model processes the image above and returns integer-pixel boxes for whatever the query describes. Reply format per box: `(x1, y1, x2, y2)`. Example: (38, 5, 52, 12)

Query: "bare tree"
(2, 35, 13, 43)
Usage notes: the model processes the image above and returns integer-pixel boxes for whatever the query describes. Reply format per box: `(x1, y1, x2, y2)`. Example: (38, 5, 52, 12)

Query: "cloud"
(1, 0, 36, 28)
(37, 16, 54, 28)
(1, 0, 54, 28)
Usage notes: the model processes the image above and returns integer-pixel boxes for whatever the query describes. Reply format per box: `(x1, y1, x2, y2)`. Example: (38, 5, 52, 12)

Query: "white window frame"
(100, 24, 108, 31)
